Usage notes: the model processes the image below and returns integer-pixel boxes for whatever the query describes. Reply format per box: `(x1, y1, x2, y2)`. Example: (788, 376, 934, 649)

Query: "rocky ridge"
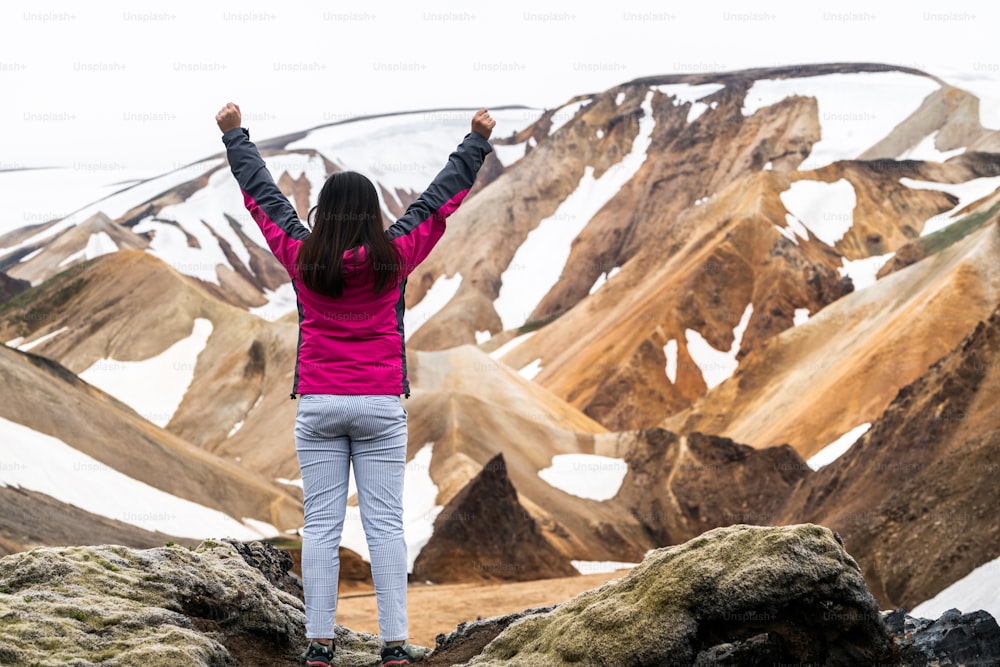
(3, 526, 999, 666)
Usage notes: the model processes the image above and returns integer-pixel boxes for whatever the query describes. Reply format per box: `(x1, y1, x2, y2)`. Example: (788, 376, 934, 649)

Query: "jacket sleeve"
(222, 127, 309, 275)
(387, 131, 492, 274)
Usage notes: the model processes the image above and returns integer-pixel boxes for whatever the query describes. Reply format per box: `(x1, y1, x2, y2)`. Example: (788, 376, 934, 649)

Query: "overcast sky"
(4, 0, 999, 175)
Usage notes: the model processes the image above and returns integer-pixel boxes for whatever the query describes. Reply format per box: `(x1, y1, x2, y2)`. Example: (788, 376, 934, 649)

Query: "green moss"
(517, 316, 554, 335)
(0, 260, 91, 324)
(921, 198, 1000, 257)
(264, 537, 302, 550)
(0, 541, 389, 665)
(468, 524, 886, 666)
(96, 559, 119, 572)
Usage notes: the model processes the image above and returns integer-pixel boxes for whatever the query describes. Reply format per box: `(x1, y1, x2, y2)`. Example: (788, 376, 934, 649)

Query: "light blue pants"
(294, 393, 409, 641)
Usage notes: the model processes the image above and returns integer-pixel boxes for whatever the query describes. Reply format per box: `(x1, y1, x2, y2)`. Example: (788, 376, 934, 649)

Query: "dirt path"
(336, 570, 628, 647)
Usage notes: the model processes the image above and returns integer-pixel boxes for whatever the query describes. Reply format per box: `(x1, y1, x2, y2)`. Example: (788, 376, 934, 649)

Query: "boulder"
(0, 539, 388, 666)
(885, 607, 1000, 666)
(222, 537, 303, 600)
(465, 523, 895, 666)
(423, 606, 555, 667)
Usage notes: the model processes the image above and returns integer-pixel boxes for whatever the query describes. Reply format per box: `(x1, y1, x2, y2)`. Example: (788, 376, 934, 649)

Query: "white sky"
(3, 0, 999, 176)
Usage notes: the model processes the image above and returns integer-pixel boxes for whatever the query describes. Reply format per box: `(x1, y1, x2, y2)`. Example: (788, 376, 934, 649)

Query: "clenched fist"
(471, 109, 495, 140)
(216, 102, 242, 133)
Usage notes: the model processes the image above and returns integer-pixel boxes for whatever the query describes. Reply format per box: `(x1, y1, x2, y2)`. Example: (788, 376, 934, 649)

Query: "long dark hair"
(297, 171, 401, 297)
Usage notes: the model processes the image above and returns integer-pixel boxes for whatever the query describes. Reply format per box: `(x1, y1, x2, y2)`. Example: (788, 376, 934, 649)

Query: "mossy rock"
(0, 540, 386, 666)
(466, 523, 895, 666)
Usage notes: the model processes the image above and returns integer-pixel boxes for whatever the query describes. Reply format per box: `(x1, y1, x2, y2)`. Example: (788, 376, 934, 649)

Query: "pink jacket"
(222, 127, 492, 397)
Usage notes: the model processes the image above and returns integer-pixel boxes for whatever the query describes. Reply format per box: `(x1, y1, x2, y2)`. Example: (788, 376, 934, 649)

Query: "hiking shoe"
(381, 644, 413, 666)
(300, 640, 334, 666)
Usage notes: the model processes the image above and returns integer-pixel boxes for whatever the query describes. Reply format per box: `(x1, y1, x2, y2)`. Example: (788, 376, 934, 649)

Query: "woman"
(216, 102, 495, 666)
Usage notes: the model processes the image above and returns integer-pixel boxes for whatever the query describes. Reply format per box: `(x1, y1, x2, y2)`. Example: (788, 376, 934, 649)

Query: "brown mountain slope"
(0, 343, 301, 533)
(402, 345, 651, 564)
(1, 212, 148, 286)
(663, 216, 1000, 460)
(779, 302, 1000, 609)
(0, 249, 303, 479)
(0, 254, 659, 564)
(0, 486, 196, 556)
(0, 270, 28, 303)
(0, 249, 634, 563)
(494, 157, 960, 431)
(418, 78, 997, 433)
(405, 66, 981, 365)
(608, 429, 809, 546)
(406, 81, 828, 353)
(860, 84, 1000, 158)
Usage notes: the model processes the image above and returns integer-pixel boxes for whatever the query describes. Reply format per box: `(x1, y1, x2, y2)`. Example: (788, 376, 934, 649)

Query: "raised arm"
(216, 102, 308, 274)
(388, 109, 495, 273)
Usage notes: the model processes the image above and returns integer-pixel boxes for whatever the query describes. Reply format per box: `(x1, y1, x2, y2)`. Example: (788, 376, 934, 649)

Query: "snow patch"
(518, 358, 542, 380)
(615, 92, 625, 106)
(685, 304, 753, 389)
(588, 267, 620, 295)
(899, 131, 966, 162)
(56, 231, 119, 269)
(338, 443, 441, 572)
(742, 72, 941, 169)
(492, 142, 528, 167)
(548, 99, 589, 135)
(488, 331, 536, 360)
(250, 282, 298, 322)
(405, 273, 462, 340)
(901, 176, 1000, 236)
(780, 179, 857, 246)
(839, 253, 894, 291)
(596, 129, 604, 139)
(227, 420, 245, 437)
(664, 339, 678, 384)
(912, 554, 1000, 620)
(143, 163, 292, 285)
(687, 103, 710, 123)
(0, 416, 278, 540)
(0, 160, 222, 256)
(793, 308, 811, 326)
(79, 318, 213, 428)
(655, 83, 725, 123)
(475, 330, 492, 345)
(85, 231, 118, 259)
(11, 326, 68, 352)
(538, 454, 628, 501)
(494, 91, 656, 330)
(807, 423, 872, 470)
(19, 247, 45, 262)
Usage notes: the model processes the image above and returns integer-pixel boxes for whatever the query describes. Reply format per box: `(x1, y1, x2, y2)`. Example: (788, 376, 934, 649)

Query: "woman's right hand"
(472, 109, 495, 140)
(216, 102, 242, 133)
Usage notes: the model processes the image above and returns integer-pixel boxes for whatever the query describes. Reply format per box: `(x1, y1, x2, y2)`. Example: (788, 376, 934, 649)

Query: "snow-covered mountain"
(2, 63, 1000, 614)
(0, 107, 538, 314)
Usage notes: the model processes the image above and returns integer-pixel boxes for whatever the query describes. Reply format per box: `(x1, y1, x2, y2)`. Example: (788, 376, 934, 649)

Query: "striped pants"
(294, 393, 409, 641)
